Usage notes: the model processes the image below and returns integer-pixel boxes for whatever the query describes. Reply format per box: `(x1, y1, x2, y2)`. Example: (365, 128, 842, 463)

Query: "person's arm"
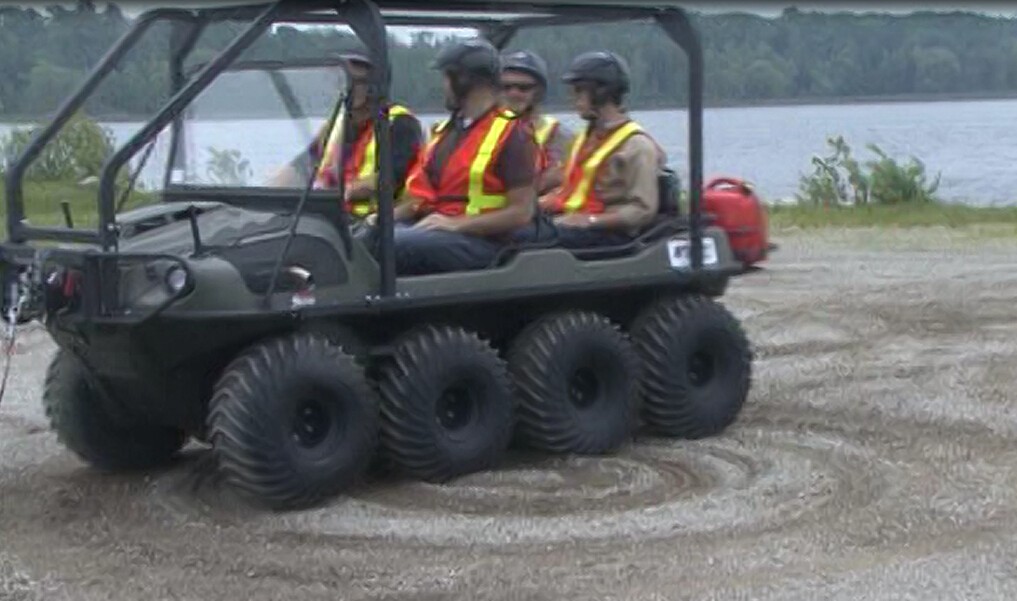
(266, 123, 327, 187)
(593, 134, 661, 232)
(458, 124, 535, 235)
(393, 196, 419, 222)
(449, 183, 534, 236)
(555, 133, 660, 233)
(536, 122, 578, 197)
(346, 114, 424, 200)
(266, 143, 316, 187)
(546, 121, 575, 168)
(537, 166, 564, 196)
(388, 143, 433, 224)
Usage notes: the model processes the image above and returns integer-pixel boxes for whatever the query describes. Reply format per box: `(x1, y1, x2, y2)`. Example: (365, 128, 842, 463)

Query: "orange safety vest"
(405, 107, 519, 216)
(526, 114, 559, 174)
(549, 120, 644, 214)
(314, 103, 415, 216)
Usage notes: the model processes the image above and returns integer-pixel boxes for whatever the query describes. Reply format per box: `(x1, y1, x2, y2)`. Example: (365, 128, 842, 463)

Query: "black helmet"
(561, 50, 631, 96)
(430, 38, 501, 79)
(337, 51, 373, 71)
(501, 49, 548, 89)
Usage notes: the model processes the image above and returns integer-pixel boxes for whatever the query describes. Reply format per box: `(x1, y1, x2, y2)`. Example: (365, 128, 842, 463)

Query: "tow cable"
(0, 279, 27, 410)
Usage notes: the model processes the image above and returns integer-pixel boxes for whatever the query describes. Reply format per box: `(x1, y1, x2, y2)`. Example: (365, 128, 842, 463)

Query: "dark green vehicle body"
(27, 197, 738, 434)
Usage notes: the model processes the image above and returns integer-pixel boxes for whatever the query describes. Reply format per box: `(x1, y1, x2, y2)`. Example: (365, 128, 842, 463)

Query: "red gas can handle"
(705, 176, 754, 194)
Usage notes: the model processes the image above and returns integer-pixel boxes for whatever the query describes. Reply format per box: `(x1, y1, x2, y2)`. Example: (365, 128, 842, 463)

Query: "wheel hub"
(688, 351, 716, 387)
(293, 399, 332, 448)
(568, 368, 601, 409)
(436, 386, 475, 431)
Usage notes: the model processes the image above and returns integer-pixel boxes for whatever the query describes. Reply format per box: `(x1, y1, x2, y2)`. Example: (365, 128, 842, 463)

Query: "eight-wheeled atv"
(1, 0, 756, 511)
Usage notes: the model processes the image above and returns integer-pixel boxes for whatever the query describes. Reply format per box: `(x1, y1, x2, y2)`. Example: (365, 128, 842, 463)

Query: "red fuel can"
(701, 177, 770, 268)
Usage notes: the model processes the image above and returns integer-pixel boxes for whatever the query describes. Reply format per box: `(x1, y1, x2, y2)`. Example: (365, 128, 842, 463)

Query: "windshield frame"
(165, 56, 354, 190)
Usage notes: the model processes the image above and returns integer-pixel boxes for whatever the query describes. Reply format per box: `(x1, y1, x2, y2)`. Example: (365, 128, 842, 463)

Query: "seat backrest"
(657, 167, 682, 217)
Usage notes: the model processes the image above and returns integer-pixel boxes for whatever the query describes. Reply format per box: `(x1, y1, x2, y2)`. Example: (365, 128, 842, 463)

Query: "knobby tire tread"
(42, 350, 186, 471)
(633, 294, 753, 438)
(378, 325, 514, 482)
(206, 333, 378, 510)
(508, 311, 639, 455)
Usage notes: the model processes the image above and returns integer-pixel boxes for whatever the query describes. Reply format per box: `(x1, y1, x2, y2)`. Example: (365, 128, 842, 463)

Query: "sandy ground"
(3, 226, 1017, 600)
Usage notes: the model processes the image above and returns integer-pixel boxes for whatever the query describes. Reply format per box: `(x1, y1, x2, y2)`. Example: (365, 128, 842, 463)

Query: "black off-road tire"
(631, 295, 753, 438)
(378, 325, 514, 482)
(43, 349, 187, 471)
(207, 333, 379, 510)
(508, 311, 639, 455)
(297, 320, 368, 361)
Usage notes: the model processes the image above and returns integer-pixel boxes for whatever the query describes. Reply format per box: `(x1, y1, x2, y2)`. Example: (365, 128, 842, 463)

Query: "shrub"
(0, 112, 117, 182)
(795, 135, 941, 206)
(866, 145, 941, 205)
(205, 147, 252, 186)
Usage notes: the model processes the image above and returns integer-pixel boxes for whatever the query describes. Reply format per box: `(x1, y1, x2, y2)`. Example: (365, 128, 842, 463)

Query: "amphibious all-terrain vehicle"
(1, 0, 758, 510)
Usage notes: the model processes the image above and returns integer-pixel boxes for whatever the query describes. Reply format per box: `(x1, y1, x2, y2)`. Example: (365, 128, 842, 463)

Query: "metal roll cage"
(3, 0, 706, 300)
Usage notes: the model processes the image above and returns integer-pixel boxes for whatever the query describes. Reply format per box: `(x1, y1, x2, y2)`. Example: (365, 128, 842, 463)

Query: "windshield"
(165, 62, 348, 189)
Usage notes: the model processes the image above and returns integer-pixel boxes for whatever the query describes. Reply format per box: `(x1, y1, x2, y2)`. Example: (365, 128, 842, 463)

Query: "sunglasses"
(501, 82, 537, 92)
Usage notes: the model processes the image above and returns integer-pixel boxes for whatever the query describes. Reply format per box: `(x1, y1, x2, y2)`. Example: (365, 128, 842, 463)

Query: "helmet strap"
(591, 83, 615, 109)
(443, 70, 470, 111)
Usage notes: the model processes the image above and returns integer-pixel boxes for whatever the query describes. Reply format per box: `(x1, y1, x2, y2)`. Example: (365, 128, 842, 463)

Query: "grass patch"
(0, 179, 152, 231)
(768, 202, 1017, 230)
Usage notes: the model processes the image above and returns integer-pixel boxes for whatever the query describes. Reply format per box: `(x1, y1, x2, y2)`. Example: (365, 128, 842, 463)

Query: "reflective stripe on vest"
(534, 115, 559, 148)
(466, 113, 513, 214)
(356, 104, 412, 180)
(314, 104, 414, 215)
(560, 120, 643, 213)
(405, 108, 517, 216)
(349, 104, 413, 216)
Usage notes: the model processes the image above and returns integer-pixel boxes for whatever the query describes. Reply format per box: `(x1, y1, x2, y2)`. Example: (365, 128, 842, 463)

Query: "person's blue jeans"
(390, 224, 498, 275)
(391, 223, 555, 275)
(510, 215, 632, 249)
(364, 218, 628, 276)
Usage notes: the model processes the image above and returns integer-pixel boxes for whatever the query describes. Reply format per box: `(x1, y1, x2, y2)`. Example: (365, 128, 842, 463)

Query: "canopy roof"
(137, 0, 690, 21)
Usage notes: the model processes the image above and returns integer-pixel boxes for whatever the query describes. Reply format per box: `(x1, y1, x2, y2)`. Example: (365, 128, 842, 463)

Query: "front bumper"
(1, 243, 195, 328)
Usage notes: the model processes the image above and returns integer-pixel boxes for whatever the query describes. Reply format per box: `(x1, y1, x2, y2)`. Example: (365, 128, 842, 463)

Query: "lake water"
(4, 97, 1017, 207)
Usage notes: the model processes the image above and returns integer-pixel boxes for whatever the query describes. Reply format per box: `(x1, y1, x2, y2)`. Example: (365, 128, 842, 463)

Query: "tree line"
(2, 2, 1017, 119)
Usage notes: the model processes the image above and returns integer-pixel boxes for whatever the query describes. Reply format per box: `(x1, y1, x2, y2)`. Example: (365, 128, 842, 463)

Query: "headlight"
(165, 265, 190, 294)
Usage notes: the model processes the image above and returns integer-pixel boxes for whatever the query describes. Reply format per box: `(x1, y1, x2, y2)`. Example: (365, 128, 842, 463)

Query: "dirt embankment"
(3, 227, 1017, 600)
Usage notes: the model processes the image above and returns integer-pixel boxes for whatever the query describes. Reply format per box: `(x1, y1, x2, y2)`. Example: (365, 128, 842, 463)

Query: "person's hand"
(554, 213, 595, 228)
(344, 179, 371, 202)
(537, 193, 557, 212)
(363, 213, 377, 227)
(414, 213, 461, 232)
(265, 165, 297, 187)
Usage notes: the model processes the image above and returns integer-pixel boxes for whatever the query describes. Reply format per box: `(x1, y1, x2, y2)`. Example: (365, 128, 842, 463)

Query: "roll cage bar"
(3, 0, 707, 300)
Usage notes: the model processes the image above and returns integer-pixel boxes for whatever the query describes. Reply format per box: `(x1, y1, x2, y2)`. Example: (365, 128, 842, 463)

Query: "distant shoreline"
(2, 90, 1017, 125)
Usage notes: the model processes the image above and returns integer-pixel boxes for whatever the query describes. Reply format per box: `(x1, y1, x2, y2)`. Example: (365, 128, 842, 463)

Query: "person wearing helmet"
(390, 38, 540, 275)
(499, 50, 574, 195)
(268, 51, 424, 220)
(537, 50, 665, 249)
